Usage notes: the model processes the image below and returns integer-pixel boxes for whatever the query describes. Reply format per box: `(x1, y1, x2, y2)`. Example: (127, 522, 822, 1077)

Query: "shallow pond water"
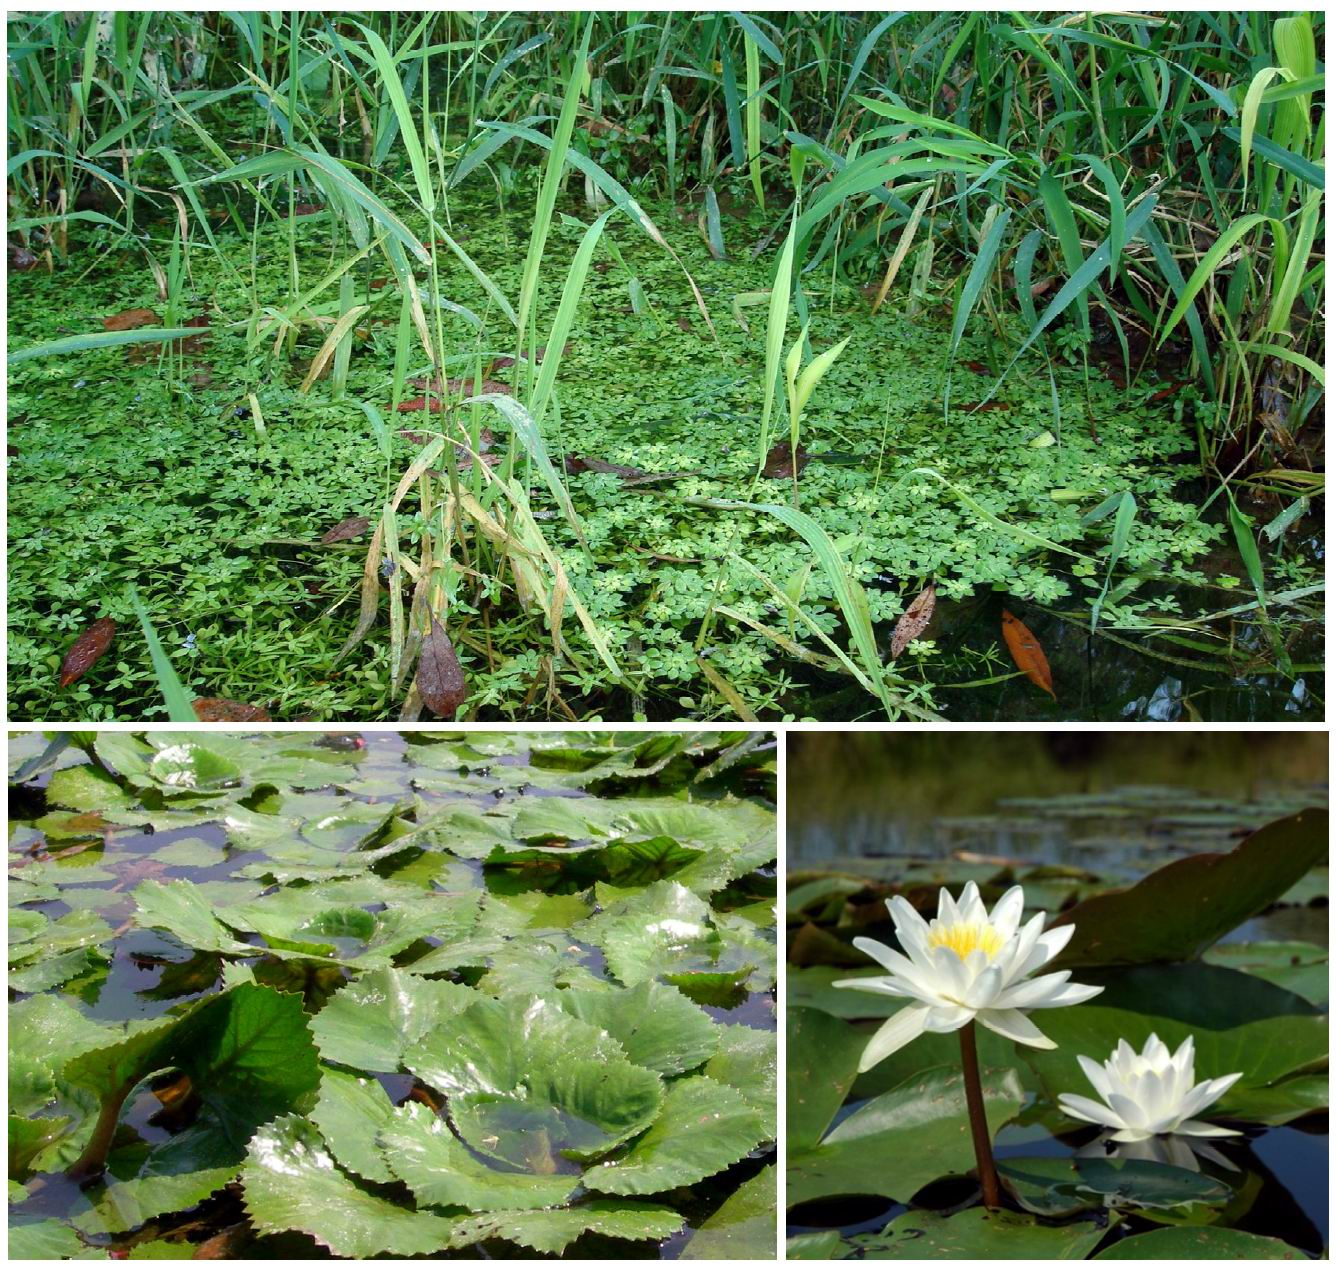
(10, 730, 777, 1260)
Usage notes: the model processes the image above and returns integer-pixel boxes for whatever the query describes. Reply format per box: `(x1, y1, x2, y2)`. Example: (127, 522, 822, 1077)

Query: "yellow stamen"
(927, 921, 1004, 960)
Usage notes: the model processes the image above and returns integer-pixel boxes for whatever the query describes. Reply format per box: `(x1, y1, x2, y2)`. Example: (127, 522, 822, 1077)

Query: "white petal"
(1174, 1118, 1243, 1138)
(1111, 1126, 1154, 1142)
(921, 1004, 974, 1034)
(1000, 913, 1047, 981)
(1033, 980, 1103, 1009)
(858, 1006, 929, 1071)
(932, 944, 972, 1003)
(994, 970, 1071, 1009)
(1034, 922, 1074, 964)
(1143, 1033, 1171, 1067)
(937, 885, 962, 924)
(831, 976, 913, 997)
(1077, 1054, 1114, 1101)
(976, 1007, 1055, 1048)
(851, 936, 920, 981)
(989, 886, 1025, 940)
(887, 895, 928, 940)
(1107, 1091, 1149, 1130)
(1058, 1092, 1126, 1130)
(958, 881, 988, 924)
(964, 964, 1004, 1009)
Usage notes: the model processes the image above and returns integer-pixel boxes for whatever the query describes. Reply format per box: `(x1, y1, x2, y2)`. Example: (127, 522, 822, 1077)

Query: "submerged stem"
(959, 1019, 1002, 1209)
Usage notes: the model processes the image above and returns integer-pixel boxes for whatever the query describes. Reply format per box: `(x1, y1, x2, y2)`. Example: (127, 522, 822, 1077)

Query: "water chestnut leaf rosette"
(833, 882, 1103, 1068)
(8, 730, 776, 1259)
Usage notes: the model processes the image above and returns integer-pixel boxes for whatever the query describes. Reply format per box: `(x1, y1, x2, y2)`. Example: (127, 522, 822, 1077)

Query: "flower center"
(927, 921, 1004, 960)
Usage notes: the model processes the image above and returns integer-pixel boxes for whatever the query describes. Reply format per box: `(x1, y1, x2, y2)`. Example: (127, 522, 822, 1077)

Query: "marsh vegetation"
(7, 12, 1325, 720)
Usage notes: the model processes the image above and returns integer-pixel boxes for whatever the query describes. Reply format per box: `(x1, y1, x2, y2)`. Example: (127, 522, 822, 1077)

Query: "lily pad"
(849, 1207, 1112, 1259)
(787, 1066, 1025, 1207)
(999, 1155, 1229, 1215)
(1050, 809, 1327, 968)
(680, 1163, 775, 1259)
(787, 1008, 867, 1152)
(1093, 1226, 1306, 1258)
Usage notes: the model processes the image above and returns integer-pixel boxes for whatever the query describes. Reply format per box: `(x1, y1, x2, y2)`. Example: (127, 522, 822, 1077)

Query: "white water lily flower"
(834, 882, 1102, 1071)
(1058, 1033, 1243, 1143)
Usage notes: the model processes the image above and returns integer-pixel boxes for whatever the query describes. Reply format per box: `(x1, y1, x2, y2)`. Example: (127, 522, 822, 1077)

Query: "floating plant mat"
(8, 176, 1321, 722)
(785, 806, 1328, 1259)
(8, 730, 777, 1260)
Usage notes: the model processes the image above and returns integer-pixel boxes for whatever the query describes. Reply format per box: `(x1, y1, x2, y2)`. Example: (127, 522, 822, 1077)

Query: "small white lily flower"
(834, 882, 1102, 1071)
(1058, 1034, 1243, 1143)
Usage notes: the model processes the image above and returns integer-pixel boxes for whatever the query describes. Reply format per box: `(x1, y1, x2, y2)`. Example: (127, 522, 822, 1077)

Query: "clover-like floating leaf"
(242, 1113, 456, 1258)
(1050, 808, 1328, 968)
(380, 1101, 580, 1211)
(1093, 1226, 1303, 1258)
(310, 1068, 396, 1183)
(447, 1200, 683, 1255)
(144, 741, 242, 792)
(680, 1163, 775, 1259)
(556, 980, 721, 1076)
(850, 1207, 1112, 1259)
(787, 1066, 1025, 1207)
(584, 1075, 767, 1196)
(310, 967, 474, 1073)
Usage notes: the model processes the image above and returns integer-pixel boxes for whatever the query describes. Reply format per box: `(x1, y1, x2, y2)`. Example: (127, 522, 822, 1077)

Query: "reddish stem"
(959, 1020, 1003, 1209)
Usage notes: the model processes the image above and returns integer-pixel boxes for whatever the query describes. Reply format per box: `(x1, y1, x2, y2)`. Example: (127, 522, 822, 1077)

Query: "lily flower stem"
(959, 1020, 1002, 1209)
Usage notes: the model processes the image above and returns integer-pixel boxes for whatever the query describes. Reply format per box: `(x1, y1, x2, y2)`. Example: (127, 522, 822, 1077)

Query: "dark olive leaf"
(417, 618, 467, 718)
(1051, 808, 1328, 967)
(59, 618, 116, 688)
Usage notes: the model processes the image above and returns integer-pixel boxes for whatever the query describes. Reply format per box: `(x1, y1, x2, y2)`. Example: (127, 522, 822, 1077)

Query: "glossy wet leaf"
(787, 1066, 1025, 1207)
(850, 1206, 1111, 1259)
(309, 1068, 396, 1183)
(380, 1100, 579, 1211)
(1201, 941, 1328, 1007)
(680, 1163, 775, 1259)
(447, 1201, 683, 1254)
(309, 966, 474, 1072)
(59, 618, 116, 687)
(999, 1155, 1229, 1214)
(556, 979, 721, 1076)
(1051, 809, 1328, 967)
(1093, 1225, 1304, 1258)
(584, 1075, 768, 1195)
(703, 1023, 778, 1136)
(45, 765, 134, 813)
(241, 1113, 456, 1258)
(787, 1008, 867, 1151)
